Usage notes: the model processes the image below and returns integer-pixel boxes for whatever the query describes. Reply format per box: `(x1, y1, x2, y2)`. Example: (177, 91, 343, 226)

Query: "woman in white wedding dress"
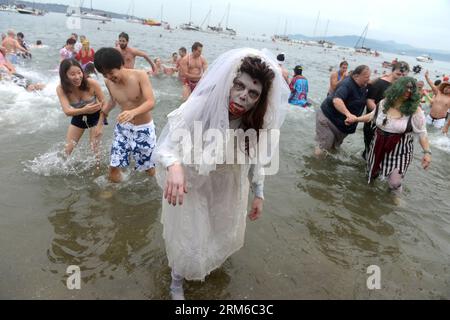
(151, 48, 290, 299)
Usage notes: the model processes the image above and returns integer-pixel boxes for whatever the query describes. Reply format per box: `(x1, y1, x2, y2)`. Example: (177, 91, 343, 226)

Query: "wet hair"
(392, 61, 410, 73)
(36, 40, 42, 45)
(351, 65, 369, 77)
(383, 76, 420, 116)
(94, 47, 124, 74)
(66, 38, 76, 46)
(434, 79, 442, 86)
(172, 52, 178, 57)
(179, 47, 187, 54)
(17, 32, 24, 39)
(59, 59, 89, 95)
(192, 42, 203, 52)
(238, 56, 275, 135)
(119, 32, 129, 42)
(340, 61, 348, 67)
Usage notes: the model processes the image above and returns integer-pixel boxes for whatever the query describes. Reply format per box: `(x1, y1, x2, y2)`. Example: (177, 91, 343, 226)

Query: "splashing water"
(24, 142, 101, 177)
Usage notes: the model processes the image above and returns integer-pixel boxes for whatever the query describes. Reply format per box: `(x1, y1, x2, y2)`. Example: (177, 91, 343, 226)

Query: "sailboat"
(125, 0, 142, 24)
(0, 1, 18, 13)
(160, 5, 171, 29)
(306, 11, 322, 46)
(354, 23, 371, 53)
(16, 2, 45, 15)
(222, 3, 236, 36)
(273, 19, 290, 42)
(67, 0, 112, 22)
(317, 19, 331, 48)
(180, 0, 201, 31)
(200, 8, 219, 33)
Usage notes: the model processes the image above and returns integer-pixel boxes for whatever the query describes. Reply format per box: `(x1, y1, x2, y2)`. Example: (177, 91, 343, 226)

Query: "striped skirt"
(367, 128, 414, 183)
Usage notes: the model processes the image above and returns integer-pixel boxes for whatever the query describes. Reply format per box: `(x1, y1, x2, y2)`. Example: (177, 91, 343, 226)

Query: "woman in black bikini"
(56, 59, 106, 156)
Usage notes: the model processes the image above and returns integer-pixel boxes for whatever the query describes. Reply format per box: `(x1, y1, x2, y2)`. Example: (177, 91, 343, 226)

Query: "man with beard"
(115, 32, 156, 73)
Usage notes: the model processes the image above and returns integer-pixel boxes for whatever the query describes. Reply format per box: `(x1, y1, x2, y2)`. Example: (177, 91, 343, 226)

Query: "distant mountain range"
(289, 34, 450, 62)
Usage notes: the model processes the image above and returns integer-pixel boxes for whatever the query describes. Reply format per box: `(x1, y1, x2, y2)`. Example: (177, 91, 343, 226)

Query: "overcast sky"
(37, 0, 450, 51)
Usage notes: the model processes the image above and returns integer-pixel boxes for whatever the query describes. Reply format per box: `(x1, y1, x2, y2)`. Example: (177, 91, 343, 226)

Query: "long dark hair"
(59, 59, 89, 95)
(239, 56, 275, 136)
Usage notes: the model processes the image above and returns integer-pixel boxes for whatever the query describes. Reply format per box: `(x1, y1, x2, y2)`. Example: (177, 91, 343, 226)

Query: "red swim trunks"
(183, 79, 199, 92)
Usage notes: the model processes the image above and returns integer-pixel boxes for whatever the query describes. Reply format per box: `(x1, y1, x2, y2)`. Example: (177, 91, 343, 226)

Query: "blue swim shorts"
(110, 120, 157, 171)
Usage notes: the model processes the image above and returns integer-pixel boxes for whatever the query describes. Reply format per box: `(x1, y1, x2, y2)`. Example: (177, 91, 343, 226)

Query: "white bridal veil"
(152, 47, 290, 179)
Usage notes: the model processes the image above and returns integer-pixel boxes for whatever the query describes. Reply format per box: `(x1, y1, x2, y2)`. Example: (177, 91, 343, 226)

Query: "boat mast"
(226, 3, 230, 29)
(126, 0, 134, 19)
(355, 23, 369, 49)
(200, 7, 211, 28)
(189, 0, 192, 24)
(313, 11, 320, 38)
(323, 19, 329, 41)
(362, 23, 369, 48)
(275, 16, 281, 36)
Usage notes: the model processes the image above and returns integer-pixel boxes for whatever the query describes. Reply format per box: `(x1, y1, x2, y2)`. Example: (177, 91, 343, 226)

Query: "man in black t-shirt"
(315, 65, 371, 157)
(362, 61, 410, 158)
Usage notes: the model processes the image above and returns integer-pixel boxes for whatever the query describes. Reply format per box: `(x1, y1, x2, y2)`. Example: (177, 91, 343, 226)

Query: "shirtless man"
(94, 47, 157, 183)
(328, 61, 348, 95)
(179, 42, 208, 100)
(115, 32, 156, 72)
(176, 47, 187, 81)
(1, 30, 28, 64)
(425, 70, 450, 129)
(0, 47, 15, 73)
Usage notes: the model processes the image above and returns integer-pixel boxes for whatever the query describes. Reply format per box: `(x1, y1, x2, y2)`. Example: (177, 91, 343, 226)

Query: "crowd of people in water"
(1, 28, 450, 300)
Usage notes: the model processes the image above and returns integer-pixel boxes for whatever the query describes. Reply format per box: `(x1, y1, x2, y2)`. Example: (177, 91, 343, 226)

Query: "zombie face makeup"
(403, 83, 414, 100)
(229, 72, 263, 118)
